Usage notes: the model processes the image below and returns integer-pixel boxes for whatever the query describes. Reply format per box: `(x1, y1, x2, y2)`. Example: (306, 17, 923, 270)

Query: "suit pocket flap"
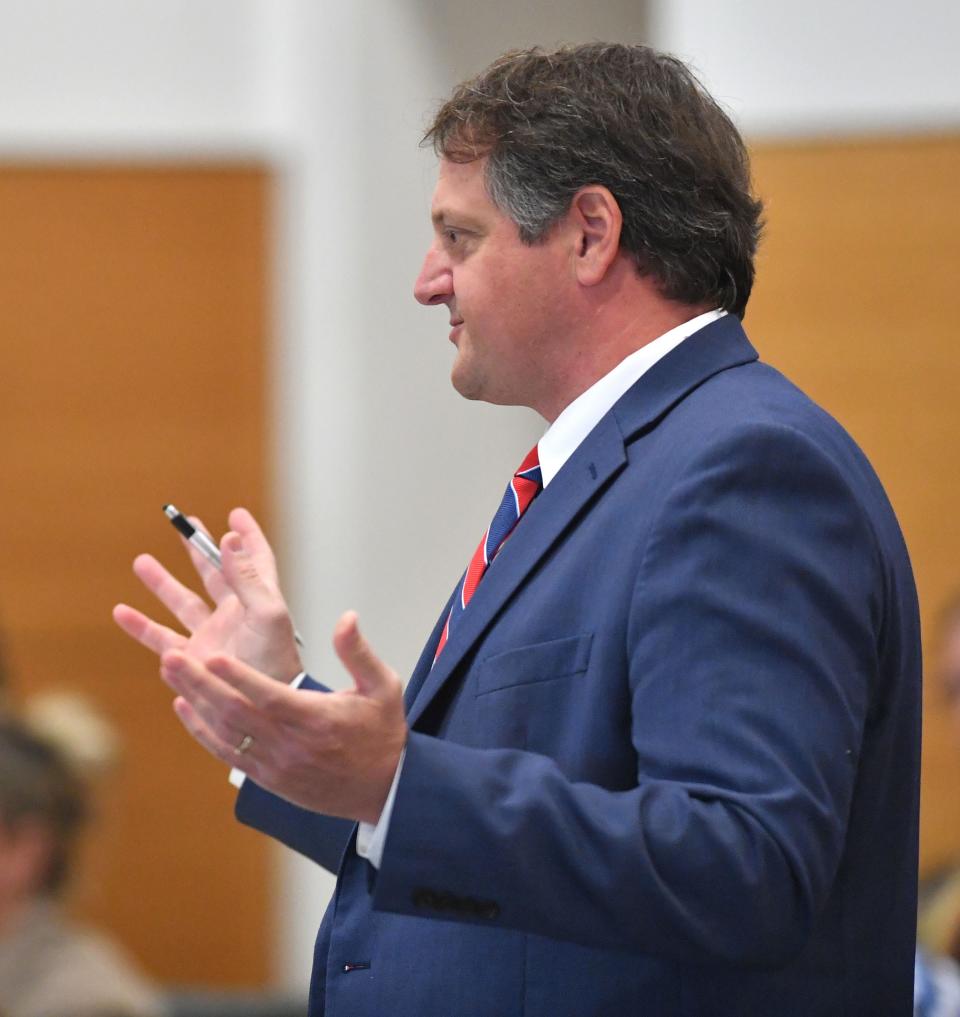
(476, 633, 593, 695)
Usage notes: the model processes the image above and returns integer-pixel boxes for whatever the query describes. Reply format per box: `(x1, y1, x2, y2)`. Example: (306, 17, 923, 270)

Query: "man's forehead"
(430, 157, 491, 216)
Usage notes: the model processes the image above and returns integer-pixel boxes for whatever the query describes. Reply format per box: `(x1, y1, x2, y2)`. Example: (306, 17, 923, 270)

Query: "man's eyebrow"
(431, 208, 482, 229)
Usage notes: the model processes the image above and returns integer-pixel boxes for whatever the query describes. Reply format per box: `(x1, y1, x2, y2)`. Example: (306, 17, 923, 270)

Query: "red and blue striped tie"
(434, 444, 543, 661)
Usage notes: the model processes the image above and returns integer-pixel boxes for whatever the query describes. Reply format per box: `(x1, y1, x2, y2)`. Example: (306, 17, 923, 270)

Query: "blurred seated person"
(916, 948, 960, 1017)
(920, 594, 960, 961)
(913, 594, 960, 1016)
(0, 696, 165, 1017)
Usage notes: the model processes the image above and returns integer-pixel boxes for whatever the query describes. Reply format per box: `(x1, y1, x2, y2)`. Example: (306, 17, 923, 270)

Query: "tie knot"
(514, 443, 542, 489)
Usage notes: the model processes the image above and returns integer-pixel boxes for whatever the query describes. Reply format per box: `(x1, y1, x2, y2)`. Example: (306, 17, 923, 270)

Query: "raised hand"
(113, 507, 303, 684)
(160, 610, 406, 824)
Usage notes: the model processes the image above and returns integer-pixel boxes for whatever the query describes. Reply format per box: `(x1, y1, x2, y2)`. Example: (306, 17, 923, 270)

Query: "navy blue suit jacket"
(238, 316, 921, 1016)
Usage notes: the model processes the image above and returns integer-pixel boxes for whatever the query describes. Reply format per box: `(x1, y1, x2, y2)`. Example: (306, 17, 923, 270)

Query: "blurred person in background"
(0, 693, 165, 1017)
(915, 595, 960, 1016)
(932, 593, 960, 752)
(916, 948, 960, 1017)
(920, 595, 960, 958)
(0, 635, 8, 703)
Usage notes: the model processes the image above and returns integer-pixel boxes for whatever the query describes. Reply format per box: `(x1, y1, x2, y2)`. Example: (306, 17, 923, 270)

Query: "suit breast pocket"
(475, 634, 594, 752)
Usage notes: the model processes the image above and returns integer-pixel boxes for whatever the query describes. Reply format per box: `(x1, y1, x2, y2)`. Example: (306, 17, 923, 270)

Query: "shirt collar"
(538, 308, 727, 488)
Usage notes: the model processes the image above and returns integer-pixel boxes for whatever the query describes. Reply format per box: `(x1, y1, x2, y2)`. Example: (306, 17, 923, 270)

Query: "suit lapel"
(405, 315, 759, 728)
(403, 588, 455, 711)
(406, 411, 627, 729)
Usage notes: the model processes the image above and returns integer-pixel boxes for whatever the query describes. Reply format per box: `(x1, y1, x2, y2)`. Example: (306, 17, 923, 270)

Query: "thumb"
(221, 531, 283, 617)
(333, 611, 395, 699)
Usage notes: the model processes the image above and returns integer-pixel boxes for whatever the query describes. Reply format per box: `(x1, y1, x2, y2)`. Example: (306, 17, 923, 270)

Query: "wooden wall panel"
(744, 135, 960, 874)
(2, 139, 954, 984)
(0, 166, 272, 985)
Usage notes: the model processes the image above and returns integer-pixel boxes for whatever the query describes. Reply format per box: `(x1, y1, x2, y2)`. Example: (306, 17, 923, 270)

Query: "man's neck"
(537, 297, 716, 423)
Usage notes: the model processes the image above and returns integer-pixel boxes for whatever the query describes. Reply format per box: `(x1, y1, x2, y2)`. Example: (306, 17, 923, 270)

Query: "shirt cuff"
(229, 671, 308, 789)
(355, 746, 406, 869)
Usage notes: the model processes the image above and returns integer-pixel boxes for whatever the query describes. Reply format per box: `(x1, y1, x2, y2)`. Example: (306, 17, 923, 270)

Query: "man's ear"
(569, 186, 623, 287)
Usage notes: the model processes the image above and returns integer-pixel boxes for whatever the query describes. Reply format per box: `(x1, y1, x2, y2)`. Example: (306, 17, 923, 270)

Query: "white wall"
(270, 0, 651, 989)
(648, 0, 960, 137)
(0, 0, 289, 157)
(2, 0, 958, 993)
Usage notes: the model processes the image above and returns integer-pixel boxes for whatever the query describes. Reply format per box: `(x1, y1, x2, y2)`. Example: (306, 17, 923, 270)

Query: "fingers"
(113, 603, 188, 656)
(132, 553, 213, 632)
(220, 530, 290, 629)
(332, 611, 398, 699)
(180, 516, 231, 603)
(178, 507, 281, 613)
(170, 695, 258, 773)
(205, 653, 299, 717)
(161, 646, 292, 728)
(161, 650, 275, 750)
(228, 507, 279, 585)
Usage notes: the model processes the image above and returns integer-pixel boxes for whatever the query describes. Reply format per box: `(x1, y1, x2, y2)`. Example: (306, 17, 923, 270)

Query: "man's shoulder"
(609, 350, 903, 554)
(610, 315, 862, 469)
(683, 355, 839, 431)
(654, 354, 874, 480)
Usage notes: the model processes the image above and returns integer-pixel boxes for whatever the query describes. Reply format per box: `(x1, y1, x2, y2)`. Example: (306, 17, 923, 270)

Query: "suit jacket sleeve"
(368, 422, 885, 966)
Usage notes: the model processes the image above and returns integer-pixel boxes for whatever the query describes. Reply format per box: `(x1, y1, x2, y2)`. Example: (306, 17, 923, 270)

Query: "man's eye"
(444, 229, 460, 244)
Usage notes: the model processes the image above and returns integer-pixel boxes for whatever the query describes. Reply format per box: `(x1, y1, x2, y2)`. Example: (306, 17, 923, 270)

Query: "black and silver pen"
(162, 504, 304, 647)
(164, 504, 222, 569)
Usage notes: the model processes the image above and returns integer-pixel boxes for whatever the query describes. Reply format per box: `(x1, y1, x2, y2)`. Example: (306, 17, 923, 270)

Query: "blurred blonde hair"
(0, 692, 120, 894)
(23, 692, 120, 779)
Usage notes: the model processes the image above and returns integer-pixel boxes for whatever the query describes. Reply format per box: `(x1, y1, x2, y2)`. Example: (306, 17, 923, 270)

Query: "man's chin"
(450, 352, 522, 407)
(450, 366, 485, 402)
(450, 349, 484, 402)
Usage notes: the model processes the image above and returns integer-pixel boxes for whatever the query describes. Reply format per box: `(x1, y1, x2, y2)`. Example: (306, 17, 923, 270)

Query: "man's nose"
(413, 246, 452, 306)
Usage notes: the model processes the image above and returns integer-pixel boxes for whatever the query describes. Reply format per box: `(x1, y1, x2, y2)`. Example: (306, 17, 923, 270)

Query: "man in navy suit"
(115, 43, 921, 1015)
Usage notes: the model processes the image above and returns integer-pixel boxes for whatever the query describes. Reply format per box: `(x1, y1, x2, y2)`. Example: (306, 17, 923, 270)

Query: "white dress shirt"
(355, 307, 725, 867)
